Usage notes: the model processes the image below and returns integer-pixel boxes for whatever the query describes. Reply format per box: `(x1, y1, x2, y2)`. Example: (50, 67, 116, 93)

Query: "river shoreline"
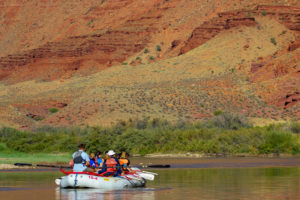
(1, 156, 300, 170)
(143, 153, 300, 158)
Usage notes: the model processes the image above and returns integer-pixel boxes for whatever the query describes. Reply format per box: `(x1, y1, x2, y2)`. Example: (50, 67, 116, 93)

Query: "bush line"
(0, 115, 299, 156)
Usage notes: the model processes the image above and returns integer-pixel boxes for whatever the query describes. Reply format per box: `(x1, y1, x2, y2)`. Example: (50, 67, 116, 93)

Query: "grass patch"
(0, 152, 70, 164)
(49, 108, 58, 114)
(0, 143, 70, 164)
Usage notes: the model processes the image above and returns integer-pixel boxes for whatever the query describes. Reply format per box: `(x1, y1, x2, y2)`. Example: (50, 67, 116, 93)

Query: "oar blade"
(138, 173, 155, 181)
(14, 163, 32, 166)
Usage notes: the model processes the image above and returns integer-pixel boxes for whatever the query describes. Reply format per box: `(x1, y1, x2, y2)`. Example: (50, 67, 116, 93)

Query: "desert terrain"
(0, 0, 299, 129)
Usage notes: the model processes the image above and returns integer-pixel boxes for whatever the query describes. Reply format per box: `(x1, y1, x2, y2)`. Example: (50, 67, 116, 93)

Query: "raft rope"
(74, 173, 78, 187)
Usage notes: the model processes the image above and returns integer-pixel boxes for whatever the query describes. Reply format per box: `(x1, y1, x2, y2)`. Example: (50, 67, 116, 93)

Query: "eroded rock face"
(55, 103, 68, 108)
(0, 0, 181, 83)
(0, 30, 150, 82)
(251, 63, 265, 73)
(179, 12, 257, 55)
(278, 92, 300, 109)
(255, 5, 300, 31)
(288, 40, 300, 51)
(179, 5, 300, 55)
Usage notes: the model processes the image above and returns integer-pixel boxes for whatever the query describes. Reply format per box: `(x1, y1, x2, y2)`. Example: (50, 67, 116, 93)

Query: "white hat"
(107, 150, 116, 156)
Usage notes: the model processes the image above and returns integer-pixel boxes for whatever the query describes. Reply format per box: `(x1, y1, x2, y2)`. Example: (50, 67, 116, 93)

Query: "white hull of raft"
(56, 174, 146, 189)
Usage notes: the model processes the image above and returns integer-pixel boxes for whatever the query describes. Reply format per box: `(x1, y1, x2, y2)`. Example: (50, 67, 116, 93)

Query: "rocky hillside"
(0, 0, 299, 129)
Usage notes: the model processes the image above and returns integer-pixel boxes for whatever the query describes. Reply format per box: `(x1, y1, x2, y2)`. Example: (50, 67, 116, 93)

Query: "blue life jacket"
(89, 158, 96, 168)
(97, 157, 103, 165)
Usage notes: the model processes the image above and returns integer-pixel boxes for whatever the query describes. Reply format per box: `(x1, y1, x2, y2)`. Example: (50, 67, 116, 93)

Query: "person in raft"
(119, 151, 131, 172)
(72, 144, 94, 172)
(97, 150, 122, 176)
(89, 153, 97, 168)
(95, 151, 103, 168)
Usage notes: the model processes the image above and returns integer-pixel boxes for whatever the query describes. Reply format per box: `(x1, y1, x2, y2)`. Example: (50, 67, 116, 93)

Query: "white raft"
(56, 174, 146, 189)
(55, 168, 157, 189)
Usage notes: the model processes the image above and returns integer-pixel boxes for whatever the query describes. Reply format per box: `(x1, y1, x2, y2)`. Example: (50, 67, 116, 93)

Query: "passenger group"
(71, 144, 130, 176)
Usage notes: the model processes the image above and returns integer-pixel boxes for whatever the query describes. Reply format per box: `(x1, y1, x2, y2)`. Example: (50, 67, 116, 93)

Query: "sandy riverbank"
(0, 164, 35, 169)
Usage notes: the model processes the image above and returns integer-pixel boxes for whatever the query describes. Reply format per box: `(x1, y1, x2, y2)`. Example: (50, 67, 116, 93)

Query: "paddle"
(14, 163, 71, 169)
(130, 167, 158, 181)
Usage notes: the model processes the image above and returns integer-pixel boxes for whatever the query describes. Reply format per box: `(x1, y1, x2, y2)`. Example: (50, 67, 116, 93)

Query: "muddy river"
(0, 158, 299, 200)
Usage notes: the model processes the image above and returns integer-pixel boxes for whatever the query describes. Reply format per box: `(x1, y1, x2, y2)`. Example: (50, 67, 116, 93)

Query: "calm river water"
(0, 158, 300, 200)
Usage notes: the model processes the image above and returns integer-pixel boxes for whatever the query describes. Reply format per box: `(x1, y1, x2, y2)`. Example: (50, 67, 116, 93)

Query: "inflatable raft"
(56, 168, 154, 189)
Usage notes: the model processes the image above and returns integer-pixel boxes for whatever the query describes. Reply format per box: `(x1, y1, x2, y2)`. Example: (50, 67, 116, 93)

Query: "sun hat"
(107, 150, 116, 156)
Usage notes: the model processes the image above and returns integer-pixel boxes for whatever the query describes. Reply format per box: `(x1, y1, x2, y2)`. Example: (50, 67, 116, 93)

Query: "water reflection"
(57, 188, 157, 200)
(0, 166, 299, 200)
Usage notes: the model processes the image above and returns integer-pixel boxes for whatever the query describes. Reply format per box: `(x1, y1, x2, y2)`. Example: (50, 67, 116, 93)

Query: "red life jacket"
(106, 158, 117, 172)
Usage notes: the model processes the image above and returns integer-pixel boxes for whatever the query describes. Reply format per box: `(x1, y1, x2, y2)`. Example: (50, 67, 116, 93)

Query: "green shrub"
(214, 110, 223, 116)
(34, 116, 45, 121)
(0, 118, 299, 155)
(280, 30, 287, 35)
(290, 122, 300, 134)
(261, 11, 267, 16)
(209, 112, 252, 129)
(258, 131, 299, 154)
(270, 38, 277, 46)
(144, 48, 149, 53)
(87, 19, 94, 26)
(149, 56, 155, 60)
(122, 62, 128, 65)
(49, 108, 58, 114)
(156, 45, 161, 51)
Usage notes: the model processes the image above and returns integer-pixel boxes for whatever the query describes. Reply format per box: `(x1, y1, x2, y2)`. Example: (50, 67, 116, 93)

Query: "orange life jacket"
(119, 159, 129, 166)
(106, 158, 117, 172)
(119, 158, 129, 171)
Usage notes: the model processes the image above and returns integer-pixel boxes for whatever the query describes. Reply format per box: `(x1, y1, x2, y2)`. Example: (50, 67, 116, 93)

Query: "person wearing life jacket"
(97, 154, 109, 174)
(105, 150, 122, 176)
(95, 151, 103, 168)
(72, 143, 93, 172)
(119, 151, 131, 172)
(89, 153, 97, 168)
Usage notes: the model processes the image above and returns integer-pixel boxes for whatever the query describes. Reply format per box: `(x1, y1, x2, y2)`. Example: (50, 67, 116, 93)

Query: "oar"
(147, 164, 170, 168)
(133, 164, 171, 168)
(14, 163, 71, 169)
(14, 163, 171, 169)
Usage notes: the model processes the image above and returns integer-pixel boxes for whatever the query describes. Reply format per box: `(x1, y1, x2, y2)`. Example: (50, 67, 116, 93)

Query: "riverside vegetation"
(0, 113, 300, 157)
